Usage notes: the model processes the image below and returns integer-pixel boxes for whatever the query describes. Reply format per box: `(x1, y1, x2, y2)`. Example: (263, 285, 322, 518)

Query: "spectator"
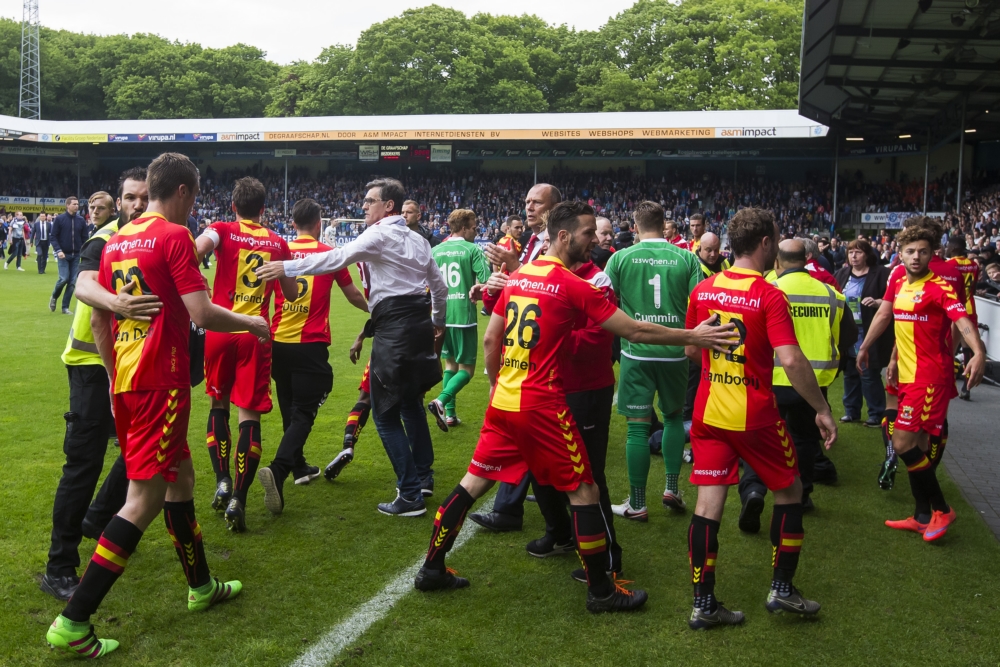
(4, 209, 27, 271)
(834, 238, 892, 426)
(32, 211, 53, 274)
(49, 197, 88, 315)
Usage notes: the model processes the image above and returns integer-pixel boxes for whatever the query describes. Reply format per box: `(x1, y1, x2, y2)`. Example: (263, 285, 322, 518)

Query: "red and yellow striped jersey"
(207, 220, 290, 324)
(495, 233, 522, 273)
(98, 212, 206, 393)
(491, 257, 617, 412)
(271, 235, 353, 344)
(687, 267, 799, 431)
(889, 273, 968, 385)
(946, 255, 979, 322)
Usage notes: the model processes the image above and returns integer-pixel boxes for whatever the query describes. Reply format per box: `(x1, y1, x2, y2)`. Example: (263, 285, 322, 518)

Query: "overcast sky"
(1, 0, 638, 64)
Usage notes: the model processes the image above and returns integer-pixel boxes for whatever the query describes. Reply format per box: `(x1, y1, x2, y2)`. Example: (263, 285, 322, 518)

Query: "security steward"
(737, 239, 857, 532)
(40, 175, 160, 601)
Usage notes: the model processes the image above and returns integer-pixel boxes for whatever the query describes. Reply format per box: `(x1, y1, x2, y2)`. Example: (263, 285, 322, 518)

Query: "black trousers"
(533, 385, 622, 570)
(269, 342, 334, 482)
(36, 240, 49, 273)
(682, 358, 700, 422)
(47, 365, 115, 577)
(739, 386, 827, 502)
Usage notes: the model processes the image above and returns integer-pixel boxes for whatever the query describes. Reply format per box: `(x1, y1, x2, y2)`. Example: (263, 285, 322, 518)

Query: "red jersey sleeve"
(570, 274, 618, 326)
(207, 221, 228, 247)
(936, 281, 970, 323)
(883, 267, 904, 301)
(763, 286, 799, 348)
(166, 227, 207, 296)
(334, 268, 353, 288)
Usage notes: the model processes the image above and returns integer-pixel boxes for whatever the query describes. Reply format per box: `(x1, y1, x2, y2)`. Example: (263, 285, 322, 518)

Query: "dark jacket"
(50, 211, 88, 256)
(367, 294, 442, 415)
(31, 220, 52, 245)
(412, 224, 440, 248)
(835, 263, 894, 369)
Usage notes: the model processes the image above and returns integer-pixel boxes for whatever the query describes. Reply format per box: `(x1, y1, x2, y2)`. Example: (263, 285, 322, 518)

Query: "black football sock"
(688, 514, 720, 612)
(424, 485, 474, 570)
(769, 503, 804, 597)
(207, 408, 231, 482)
(164, 500, 211, 588)
(62, 516, 143, 622)
(344, 401, 370, 446)
(881, 409, 897, 461)
(928, 420, 948, 470)
(900, 447, 949, 516)
(233, 420, 262, 505)
(572, 504, 613, 598)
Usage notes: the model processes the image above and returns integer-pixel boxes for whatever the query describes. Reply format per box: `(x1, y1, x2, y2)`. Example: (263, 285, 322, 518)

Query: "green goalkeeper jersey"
(605, 238, 702, 361)
(432, 236, 491, 327)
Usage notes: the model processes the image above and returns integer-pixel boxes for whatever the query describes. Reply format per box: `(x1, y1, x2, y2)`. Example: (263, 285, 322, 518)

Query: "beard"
(567, 237, 593, 265)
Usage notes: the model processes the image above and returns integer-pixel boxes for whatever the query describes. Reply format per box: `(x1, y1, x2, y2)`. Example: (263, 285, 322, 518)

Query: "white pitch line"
(290, 495, 495, 667)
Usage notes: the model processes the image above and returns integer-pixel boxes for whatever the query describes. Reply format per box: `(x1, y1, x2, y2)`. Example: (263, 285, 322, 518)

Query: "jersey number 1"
(648, 274, 661, 309)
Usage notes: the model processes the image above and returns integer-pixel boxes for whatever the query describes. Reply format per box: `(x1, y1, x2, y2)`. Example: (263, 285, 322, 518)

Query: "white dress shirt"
(282, 215, 448, 326)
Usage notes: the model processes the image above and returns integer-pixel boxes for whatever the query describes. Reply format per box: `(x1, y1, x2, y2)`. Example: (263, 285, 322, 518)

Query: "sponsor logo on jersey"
(703, 368, 760, 389)
(696, 467, 730, 477)
(509, 277, 560, 294)
(697, 291, 761, 310)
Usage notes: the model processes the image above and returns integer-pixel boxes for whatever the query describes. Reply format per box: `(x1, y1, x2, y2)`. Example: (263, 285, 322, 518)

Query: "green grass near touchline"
(0, 266, 998, 666)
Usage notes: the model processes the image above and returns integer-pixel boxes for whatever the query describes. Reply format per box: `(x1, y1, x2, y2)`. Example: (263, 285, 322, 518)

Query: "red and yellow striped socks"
(164, 500, 211, 588)
(689, 514, 720, 612)
(234, 420, 262, 505)
(62, 516, 143, 622)
(770, 503, 804, 596)
(572, 504, 612, 597)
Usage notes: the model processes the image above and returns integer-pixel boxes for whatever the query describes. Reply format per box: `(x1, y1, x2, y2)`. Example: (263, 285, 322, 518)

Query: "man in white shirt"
(257, 178, 448, 517)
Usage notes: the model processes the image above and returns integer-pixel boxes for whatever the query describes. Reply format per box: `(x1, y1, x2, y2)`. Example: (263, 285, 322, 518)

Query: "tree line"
(0, 0, 803, 121)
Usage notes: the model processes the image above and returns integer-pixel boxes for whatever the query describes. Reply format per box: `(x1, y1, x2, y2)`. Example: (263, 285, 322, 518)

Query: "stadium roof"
(0, 110, 827, 144)
(799, 0, 1000, 142)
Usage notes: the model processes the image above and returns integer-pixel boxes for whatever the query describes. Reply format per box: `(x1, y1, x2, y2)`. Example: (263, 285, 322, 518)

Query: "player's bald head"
(777, 239, 807, 270)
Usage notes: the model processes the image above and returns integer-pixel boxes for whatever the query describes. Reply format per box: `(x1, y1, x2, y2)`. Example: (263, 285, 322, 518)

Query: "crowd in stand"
(1, 165, 997, 261)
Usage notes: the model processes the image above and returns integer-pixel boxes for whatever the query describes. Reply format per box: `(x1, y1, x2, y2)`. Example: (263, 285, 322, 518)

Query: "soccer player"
(607, 201, 703, 521)
(41, 170, 155, 603)
(195, 177, 297, 532)
(46, 153, 267, 658)
(256, 198, 367, 515)
(413, 200, 740, 613)
(427, 209, 491, 429)
(664, 218, 690, 250)
(946, 236, 979, 401)
(858, 224, 986, 541)
(689, 213, 706, 252)
(866, 217, 964, 489)
(494, 215, 524, 272)
(685, 208, 838, 629)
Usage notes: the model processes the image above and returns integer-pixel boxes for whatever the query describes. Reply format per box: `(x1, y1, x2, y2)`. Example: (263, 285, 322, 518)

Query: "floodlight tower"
(19, 0, 41, 119)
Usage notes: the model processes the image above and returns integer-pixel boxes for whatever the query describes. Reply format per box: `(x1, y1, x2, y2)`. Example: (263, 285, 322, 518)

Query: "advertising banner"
(860, 211, 946, 229)
(842, 141, 922, 158)
(107, 133, 216, 142)
(0, 145, 77, 157)
(218, 132, 263, 142)
(0, 195, 66, 213)
(358, 145, 378, 162)
(430, 144, 451, 162)
(274, 149, 297, 157)
(44, 134, 108, 143)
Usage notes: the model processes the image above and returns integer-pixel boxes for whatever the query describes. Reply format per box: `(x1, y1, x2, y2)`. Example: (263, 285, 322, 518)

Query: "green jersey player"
(427, 209, 491, 430)
(605, 201, 703, 521)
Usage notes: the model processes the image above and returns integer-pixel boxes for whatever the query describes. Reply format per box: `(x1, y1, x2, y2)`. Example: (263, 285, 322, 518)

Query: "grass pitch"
(2, 264, 1000, 666)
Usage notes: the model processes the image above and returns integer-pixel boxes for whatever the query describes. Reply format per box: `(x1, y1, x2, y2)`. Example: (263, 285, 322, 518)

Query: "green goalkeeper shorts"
(616, 355, 689, 418)
(442, 326, 479, 365)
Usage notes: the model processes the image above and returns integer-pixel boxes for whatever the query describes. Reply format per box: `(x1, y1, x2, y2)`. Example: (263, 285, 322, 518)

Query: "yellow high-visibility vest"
(61, 220, 120, 367)
(772, 268, 845, 387)
(699, 256, 731, 278)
